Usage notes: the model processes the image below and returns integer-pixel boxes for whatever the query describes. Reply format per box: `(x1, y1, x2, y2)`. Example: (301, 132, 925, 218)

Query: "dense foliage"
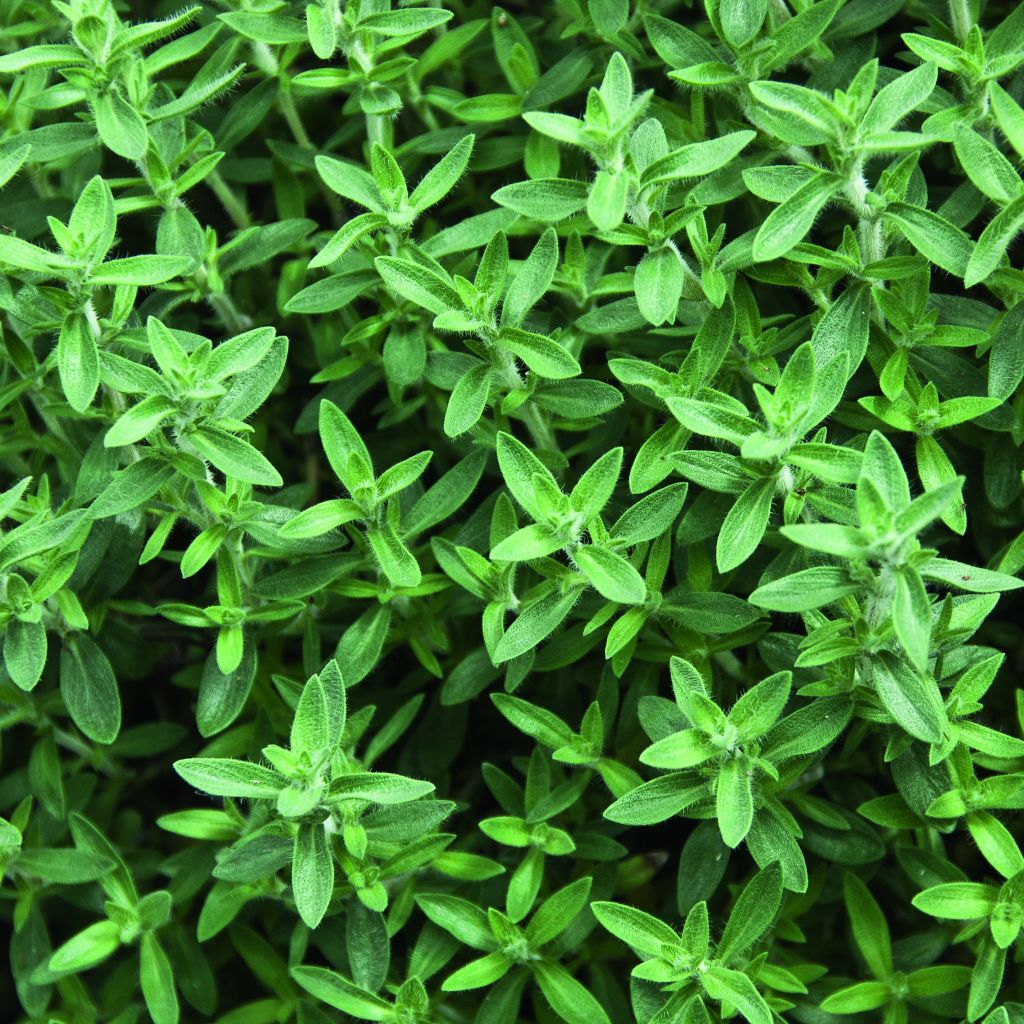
(3, 1, 1024, 1022)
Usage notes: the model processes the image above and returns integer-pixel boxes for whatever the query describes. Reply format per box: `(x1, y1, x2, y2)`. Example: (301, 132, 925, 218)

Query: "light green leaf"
(292, 823, 334, 929)
(752, 172, 842, 261)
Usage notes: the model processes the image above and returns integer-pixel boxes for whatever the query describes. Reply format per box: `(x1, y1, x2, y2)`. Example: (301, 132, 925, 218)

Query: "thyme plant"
(2, 1, 1024, 1023)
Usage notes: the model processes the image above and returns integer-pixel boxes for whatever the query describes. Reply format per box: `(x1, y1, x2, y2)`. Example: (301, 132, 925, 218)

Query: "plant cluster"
(2, 1, 1024, 1023)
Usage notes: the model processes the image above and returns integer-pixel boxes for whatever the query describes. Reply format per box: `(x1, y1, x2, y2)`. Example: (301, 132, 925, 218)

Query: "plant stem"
(208, 290, 251, 334)
(845, 162, 885, 265)
(279, 83, 313, 149)
(366, 113, 393, 151)
(949, 0, 973, 40)
(207, 169, 251, 231)
(520, 402, 556, 453)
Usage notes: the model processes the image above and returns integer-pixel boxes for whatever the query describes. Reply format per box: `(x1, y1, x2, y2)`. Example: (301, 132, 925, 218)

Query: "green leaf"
(532, 962, 611, 1024)
(0, 44, 88, 72)
(501, 227, 558, 327)
(843, 874, 892, 979)
(91, 255, 189, 286)
(610, 484, 688, 545)
(359, 8, 454, 36)
(702, 965, 772, 1024)
(219, 12, 307, 44)
(92, 460, 174, 520)
(315, 156, 383, 210)
(748, 80, 841, 139)
(604, 775, 706, 825)
(0, 233, 64, 272)
(717, 862, 783, 961)
(497, 327, 581, 379)
(640, 729, 717, 770)
(4, 616, 47, 691)
(377, 451, 432, 500)
(526, 876, 592, 946)
(495, 430, 561, 522)
(139, 934, 179, 1024)
(720, 0, 768, 46)
(442, 362, 489, 438)
(15, 848, 113, 883)
(93, 90, 148, 160)
(820, 981, 892, 1013)
(442, 950, 511, 991)
(280, 499, 361, 539)
(919, 559, 1023, 593)
(965, 194, 1024, 288)
(912, 882, 999, 920)
(292, 823, 334, 929)
(717, 477, 775, 572)
(730, 672, 791, 739)
(453, 93, 521, 122)
(892, 567, 932, 671)
(990, 80, 1024, 160)
(668, 396, 758, 445)
(494, 585, 581, 663)
(884, 203, 974, 277)
(174, 758, 286, 799)
(149, 66, 245, 122)
(415, 893, 496, 950)
(57, 312, 100, 412)
(410, 134, 475, 211)
(859, 430, 910, 511)
(49, 920, 122, 974)
(59, 635, 121, 745)
(766, 0, 842, 67)
(642, 131, 757, 185)
(105, 395, 177, 448)
(0, 815, 20, 847)
(367, 524, 422, 588)
(953, 129, 1020, 205)
(916, 436, 967, 535)
(291, 669, 333, 759)
(644, 15, 720, 68)
(490, 523, 565, 561)
(318, 399, 373, 483)
(635, 246, 683, 326)
(716, 756, 754, 848)
(574, 546, 647, 604)
(404, 450, 488, 537)
(872, 652, 946, 743)
(592, 901, 680, 956)
(492, 178, 589, 220)
(310, 212, 388, 269)
(291, 966, 391, 1020)
(187, 426, 283, 487)
(861, 61, 937, 134)
(375, 256, 462, 315)
(587, 169, 629, 231)
(752, 172, 842, 261)
(328, 771, 434, 803)
(569, 447, 622, 523)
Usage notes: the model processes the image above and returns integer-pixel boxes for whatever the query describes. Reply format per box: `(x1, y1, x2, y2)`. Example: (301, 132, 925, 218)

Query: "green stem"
(206, 169, 251, 230)
(844, 161, 885, 265)
(207, 290, 251, 334)
(52, 727, 119, 776)
(493, 346, 556, 451)
(279, 83, 312, 149)
(521, 402, 556, 454)
(366, 113, 393, 151)
(859, 217, 884, 264)
(406, 74, 440, 132)
(275, 83, 341, 218)
(948, 0, 973, 40)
